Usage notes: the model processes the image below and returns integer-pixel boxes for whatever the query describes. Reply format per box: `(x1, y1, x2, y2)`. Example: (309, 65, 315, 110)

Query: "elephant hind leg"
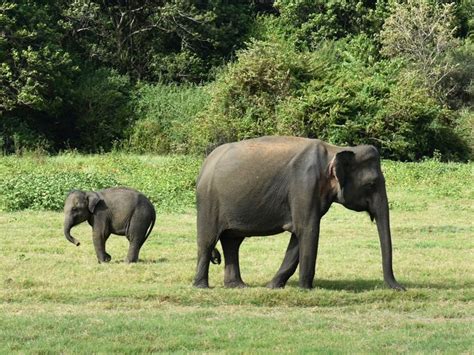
(193, 223, 220, 288)
(126, 214, 152, 263)
(126, 240, 144, 263)
(221, 234, 246, 288)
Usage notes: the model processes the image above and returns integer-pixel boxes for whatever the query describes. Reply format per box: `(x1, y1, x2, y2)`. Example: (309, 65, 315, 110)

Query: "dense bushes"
(127, 84, 209, 154)
(193, 35, 470, 160)
(70, 68, 135, 152)
(0, 154, 201, 212)
(1, 1, 472, 160)
(0, 1, 254, 153)
(0, 171, 118, 211)
(131, 1, 473, 160)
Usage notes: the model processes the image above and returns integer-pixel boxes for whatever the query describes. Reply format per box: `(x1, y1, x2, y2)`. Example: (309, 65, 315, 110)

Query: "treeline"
(1, 0, 473, 160)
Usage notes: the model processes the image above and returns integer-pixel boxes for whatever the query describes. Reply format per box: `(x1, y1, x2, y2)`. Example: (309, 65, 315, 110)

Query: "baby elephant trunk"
(64, 216, 81, 246)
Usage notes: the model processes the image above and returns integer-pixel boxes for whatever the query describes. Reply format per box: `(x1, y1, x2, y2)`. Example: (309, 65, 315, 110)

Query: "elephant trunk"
(373, 187, 405, 291)
(64, 216, 81, 246)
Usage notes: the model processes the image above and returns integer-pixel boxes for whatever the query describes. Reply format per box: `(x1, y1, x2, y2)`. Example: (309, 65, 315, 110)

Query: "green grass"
(0, 156, 473, 353)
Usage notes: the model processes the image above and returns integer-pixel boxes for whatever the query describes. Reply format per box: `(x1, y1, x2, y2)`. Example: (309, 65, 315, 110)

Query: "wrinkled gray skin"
(194, 136, 405, 290)
(64, 187, 155, 263)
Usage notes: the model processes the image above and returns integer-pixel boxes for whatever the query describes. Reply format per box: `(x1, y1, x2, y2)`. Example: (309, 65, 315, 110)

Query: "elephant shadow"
(140, 257, 169, 264)
(282, 279, 471, 292)
(109, 257, 169, 264)
(313, 279, 383, 292)
(261, 279, 383, 292)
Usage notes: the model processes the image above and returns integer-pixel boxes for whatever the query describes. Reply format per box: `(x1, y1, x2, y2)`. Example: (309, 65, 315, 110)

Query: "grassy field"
(0, 156, 473, 353)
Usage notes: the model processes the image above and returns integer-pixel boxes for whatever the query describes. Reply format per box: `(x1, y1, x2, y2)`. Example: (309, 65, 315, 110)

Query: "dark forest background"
(1, 0, 473, 160)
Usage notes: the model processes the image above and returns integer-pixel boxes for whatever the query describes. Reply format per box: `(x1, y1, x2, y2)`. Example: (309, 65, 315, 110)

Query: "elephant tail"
(145, 210, 156, 240)
(211, 248, 221, 265)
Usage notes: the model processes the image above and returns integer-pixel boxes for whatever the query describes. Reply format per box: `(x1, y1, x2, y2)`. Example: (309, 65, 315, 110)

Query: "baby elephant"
(63, 187, 156, 263)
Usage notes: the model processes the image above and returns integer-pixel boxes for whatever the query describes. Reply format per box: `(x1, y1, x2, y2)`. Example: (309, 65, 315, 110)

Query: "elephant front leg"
(298, 223, 321, 289)
(221, 236, 246, 288)
(267, 233, 299, 289)
(93, 230, 111, 263)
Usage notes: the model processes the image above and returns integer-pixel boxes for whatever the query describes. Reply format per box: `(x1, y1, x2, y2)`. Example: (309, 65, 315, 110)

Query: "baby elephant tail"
(211, 248, 221, 265)
(145, 209, 156, 240)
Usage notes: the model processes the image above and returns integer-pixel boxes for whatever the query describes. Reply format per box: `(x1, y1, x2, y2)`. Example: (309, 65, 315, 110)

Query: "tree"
(380, 0, 460, 102)
(0, 1, 78, 151)
(64, 1, 254, 82)
(273, 0, 389, 50)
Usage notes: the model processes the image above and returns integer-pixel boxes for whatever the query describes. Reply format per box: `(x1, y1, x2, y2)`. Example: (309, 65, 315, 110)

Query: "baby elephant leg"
(126, 239, 145, 263)
(93, 231, 111, 263)
(126, 210, 153, 263)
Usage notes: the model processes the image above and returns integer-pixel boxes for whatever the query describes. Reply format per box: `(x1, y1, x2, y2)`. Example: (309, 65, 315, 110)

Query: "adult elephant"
(193, 136, 405, 290)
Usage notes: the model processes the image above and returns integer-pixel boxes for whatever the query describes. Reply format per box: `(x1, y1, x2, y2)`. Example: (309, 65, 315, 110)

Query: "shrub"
(127, 83, 209, 154)
(189, 37, 310, 152)
(70, 68, 134, 152)
(191, 35, 470, 160)
(0, 154, 202, 212)
(273, 0, 389, 49)
(380, 0, 460, 102)
(116, 155, 202, 212)
(0, 171, 118, 211)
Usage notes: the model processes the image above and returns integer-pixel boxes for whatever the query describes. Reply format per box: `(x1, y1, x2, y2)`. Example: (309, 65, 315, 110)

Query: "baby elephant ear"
(86, 192, 101, 213)
(330, 151, 355, 188)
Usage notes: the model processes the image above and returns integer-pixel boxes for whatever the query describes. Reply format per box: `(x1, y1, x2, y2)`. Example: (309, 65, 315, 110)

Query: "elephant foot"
(224, 280, 247, 288)
(98, 253, 112, 263)
(267, 279, 286, 289)
(386, 280, 406, 291)
(298, 279, 313, 289)
(193, 279, 209, 288)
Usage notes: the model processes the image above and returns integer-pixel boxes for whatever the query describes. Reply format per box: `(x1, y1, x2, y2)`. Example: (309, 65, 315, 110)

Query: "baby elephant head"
(63, 190, 101, 246)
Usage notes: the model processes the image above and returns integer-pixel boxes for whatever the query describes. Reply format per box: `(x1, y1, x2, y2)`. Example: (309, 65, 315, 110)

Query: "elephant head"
(329, 145, 404, 290)
(63, 190, 101, 246)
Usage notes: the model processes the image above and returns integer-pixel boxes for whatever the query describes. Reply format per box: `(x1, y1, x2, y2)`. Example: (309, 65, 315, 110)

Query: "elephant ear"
(86, 192, 101, 213)
(330, 151, 355, 188)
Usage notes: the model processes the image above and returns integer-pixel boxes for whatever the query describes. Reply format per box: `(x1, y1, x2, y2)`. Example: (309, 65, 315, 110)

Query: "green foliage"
(380, 0, 460, 102)
(106, 154, 202, 212)
(127, 83, 209, 154)
(0, 1, 472, 159)
(194, 35, 470, 160)
(455, 0, 474, 38)
(65, 1, 254, 82)
(70, 68, 135, 152)
(0, 171, 118, 211)
(2, 152, 470, 213)
(445, 39, 474, 109)
(0, 154, 202, 212)
(382, 159, 474, 201)
(273, 0, 389, 49)
(0, 1, 254, 153)
(0, 1, 77, 113)
(0, 0, 78, 152)
(190, 37, 309, 151)
(0, 116, 50, 154)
